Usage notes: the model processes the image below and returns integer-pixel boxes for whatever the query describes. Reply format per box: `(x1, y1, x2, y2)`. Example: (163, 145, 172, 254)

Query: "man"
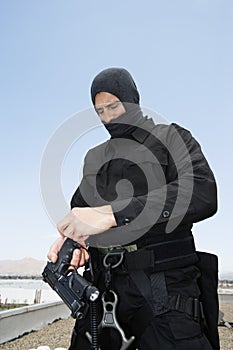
(48, 68, 218, 349)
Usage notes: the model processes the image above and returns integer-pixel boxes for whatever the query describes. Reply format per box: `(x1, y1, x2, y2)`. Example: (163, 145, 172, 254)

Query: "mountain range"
(219, 271, 233, 280)
(0, 257, 46, 276)
(0, 257, 232, 279)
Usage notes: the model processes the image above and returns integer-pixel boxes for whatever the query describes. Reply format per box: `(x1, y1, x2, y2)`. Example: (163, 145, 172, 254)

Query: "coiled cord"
(90, 300, 99, 349)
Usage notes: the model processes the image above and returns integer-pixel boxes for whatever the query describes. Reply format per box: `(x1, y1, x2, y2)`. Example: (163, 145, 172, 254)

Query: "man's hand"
(47, 236, 89, 267)
(57, 205, 117, 242)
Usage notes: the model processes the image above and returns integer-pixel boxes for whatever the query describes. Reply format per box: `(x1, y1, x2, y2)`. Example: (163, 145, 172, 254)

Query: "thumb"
(48, 251, 58, 263)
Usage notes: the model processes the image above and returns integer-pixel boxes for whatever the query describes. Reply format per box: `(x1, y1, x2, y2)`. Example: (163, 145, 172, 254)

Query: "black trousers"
(68, 264, 213, 350)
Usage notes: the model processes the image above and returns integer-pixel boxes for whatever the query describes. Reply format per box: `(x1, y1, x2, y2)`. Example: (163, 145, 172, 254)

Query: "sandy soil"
(0, 302, 232, 350)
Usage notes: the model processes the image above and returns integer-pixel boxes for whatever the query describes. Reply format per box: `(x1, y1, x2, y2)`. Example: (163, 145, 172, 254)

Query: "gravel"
(0, 303, 232, 350)
(0, 318, 75, 350)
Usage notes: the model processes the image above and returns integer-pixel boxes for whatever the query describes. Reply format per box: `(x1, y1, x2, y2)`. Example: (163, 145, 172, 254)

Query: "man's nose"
(101, 110, 114, 123)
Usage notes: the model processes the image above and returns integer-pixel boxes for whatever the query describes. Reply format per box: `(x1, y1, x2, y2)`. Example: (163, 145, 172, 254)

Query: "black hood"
(90, 68, 144, 138)
(91, 67, 140, 105)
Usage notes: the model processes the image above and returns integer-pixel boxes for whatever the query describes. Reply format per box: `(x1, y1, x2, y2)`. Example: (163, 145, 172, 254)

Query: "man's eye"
(109, 103, 118, 110)
(96, 108, 104, 115)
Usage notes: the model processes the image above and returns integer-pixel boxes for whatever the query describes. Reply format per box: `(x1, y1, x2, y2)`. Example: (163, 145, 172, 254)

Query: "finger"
(81, 235, 90, 241)
(57, 212, 73, 235)
(77, 240, 89, 260)
(70, 248, 82, 267)
(62, 224, 75, 239)
(57, 219, 67, 235)
(79, 249, 88, 266)
(47, 236, 66, 263)
(83, 248, 90, 262)
(48, 252, 58, 264)
(78, 250, 85, 267)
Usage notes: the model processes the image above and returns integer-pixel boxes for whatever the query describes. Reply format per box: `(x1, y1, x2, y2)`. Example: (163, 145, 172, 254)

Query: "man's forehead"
(94, 92, 120, 107)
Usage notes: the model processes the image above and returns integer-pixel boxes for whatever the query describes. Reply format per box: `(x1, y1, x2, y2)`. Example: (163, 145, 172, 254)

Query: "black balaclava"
(90, 68, 144, 138)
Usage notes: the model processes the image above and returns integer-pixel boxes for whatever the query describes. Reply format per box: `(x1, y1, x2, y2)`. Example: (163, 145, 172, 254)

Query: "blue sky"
(0, 0, 232, 275)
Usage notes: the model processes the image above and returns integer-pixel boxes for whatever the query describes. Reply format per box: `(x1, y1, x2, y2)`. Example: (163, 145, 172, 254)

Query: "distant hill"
(219, 271, 233, 280)
(0, 257, 46, 276)
(0, 257, 232, 280)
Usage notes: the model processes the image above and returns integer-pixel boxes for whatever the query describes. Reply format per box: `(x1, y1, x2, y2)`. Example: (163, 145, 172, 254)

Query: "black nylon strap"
(129, 293, 204, 339)
(129, 269, 152, 303)
(168, 294, 205, 322)
(124, 236, 196, 271)
(150, 272, 168, 300)
(124, 248, 155, 270)
(150, 272, 169, 316)
(127, 269, 154, 338)
(147, 236, 195, 263)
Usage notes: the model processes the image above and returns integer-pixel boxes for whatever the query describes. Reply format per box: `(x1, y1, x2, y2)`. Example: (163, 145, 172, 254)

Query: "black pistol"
(42, 238, 99, 319)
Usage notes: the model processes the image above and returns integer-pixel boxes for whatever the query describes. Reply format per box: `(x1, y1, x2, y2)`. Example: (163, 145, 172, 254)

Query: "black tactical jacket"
(71, 118, 217, 250)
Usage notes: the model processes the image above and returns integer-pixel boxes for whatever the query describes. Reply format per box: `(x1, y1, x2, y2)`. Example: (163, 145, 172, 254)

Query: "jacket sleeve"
(70, 142, 109, 210)
(70, 186, 88, 208)
(111, 123, 218, 232)
(70, 154, 92, 209)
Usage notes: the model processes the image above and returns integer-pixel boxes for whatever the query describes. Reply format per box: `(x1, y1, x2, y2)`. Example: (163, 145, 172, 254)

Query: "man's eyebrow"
(95, 101, 120, 109)
(95, 106, 104, 111)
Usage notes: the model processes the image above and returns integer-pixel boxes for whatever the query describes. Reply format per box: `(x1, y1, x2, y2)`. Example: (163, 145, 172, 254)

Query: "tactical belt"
(96, 236, 196, 272)
(93, 236, 201, 340)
